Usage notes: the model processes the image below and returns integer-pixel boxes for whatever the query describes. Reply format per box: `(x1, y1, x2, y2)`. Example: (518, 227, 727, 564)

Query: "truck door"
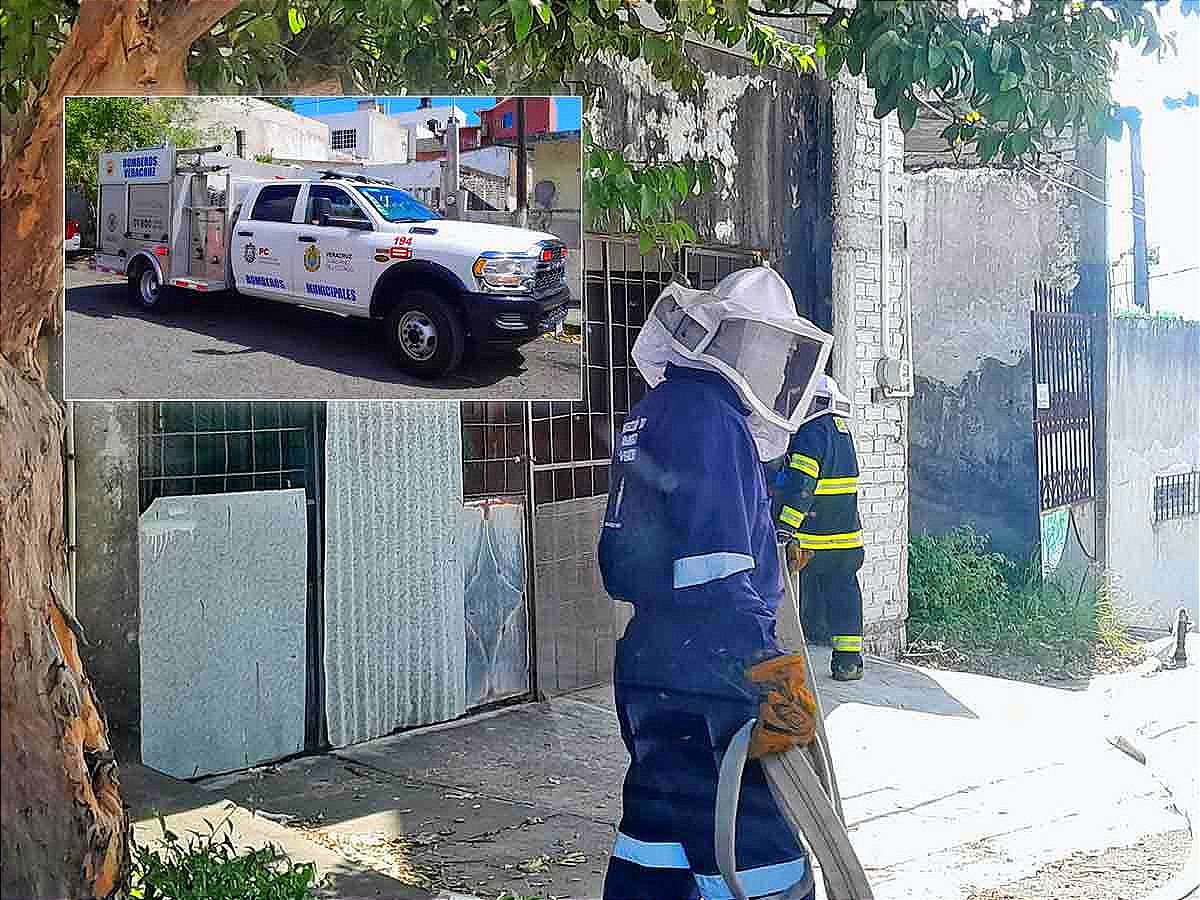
(231, 183, 301, 300)
(98, 183, 127, 257)
(291, 184, 375, 312)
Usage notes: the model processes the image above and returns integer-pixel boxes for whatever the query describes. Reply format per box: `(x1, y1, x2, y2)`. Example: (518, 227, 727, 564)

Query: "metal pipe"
(516, 99, 529, 229)
(65, 401, 77, 616)
(879, 121, 892, 358)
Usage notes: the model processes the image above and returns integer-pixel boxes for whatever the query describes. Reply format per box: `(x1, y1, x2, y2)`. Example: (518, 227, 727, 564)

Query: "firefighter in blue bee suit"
(770, 375, 866, 682)
(598, 266, 835, 900)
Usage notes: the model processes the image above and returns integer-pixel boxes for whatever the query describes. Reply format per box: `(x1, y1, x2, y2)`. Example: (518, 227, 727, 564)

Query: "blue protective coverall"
(598, 364, 814, 900)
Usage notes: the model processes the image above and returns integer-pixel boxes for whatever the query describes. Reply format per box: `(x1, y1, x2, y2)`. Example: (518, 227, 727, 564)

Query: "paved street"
(125, 643, 1197, 900)
(64, 257, 582, 400)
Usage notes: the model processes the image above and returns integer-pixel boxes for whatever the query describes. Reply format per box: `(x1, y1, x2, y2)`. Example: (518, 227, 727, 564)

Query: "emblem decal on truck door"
(243, 243, 256, 263)
(303, 244, 321, 272)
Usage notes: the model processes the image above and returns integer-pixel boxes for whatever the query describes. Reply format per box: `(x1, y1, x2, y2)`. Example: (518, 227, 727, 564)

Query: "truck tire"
(128, 261, 172, 312)
(385, 290, 465, 378)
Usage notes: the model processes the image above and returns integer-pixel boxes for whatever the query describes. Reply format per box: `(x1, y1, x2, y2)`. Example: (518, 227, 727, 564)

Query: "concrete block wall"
(831, 78, 910, 657)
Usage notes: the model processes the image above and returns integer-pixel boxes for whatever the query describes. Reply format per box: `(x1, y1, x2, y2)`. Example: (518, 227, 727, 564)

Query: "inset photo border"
(63, 95, 583, 401)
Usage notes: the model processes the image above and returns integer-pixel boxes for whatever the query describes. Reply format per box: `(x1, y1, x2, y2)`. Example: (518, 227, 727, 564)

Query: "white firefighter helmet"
(800, 374, 852, 425)
(632, 266, 834, 461)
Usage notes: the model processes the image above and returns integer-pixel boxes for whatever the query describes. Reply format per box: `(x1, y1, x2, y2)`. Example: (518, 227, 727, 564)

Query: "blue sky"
(287, 96, 582, 130)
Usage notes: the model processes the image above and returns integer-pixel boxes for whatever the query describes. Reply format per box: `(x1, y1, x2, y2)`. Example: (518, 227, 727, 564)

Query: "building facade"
(308, 98, 412, 162)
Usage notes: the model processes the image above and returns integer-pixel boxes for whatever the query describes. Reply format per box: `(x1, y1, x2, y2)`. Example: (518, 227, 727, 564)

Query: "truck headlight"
(473, 254, 538, 293)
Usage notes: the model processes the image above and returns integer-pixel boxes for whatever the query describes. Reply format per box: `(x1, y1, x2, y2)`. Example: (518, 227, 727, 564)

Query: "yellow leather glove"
(745, 653, 818, 759)
(785, 542, 814, 575)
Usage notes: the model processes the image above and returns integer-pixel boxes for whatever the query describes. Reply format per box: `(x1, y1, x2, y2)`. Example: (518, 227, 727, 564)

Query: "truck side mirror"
(312, 197, 334, 226)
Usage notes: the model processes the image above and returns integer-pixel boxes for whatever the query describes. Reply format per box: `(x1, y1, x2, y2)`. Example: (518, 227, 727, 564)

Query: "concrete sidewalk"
(128, 646, 1196, 899)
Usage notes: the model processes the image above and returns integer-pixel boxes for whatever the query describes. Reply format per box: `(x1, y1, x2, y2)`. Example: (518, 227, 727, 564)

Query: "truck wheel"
(385, 290, 465, 378)
(128, 262, 172, 311)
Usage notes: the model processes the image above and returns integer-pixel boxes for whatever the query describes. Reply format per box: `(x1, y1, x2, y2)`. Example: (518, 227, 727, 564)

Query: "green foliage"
(255, 152, 277, 163)
(907, 526, 1131, 661)
(64, 98, 203, 209)
(3, 1, 1186, 256)
(584, 138, 716, 253)
(130, 817, 317, 900)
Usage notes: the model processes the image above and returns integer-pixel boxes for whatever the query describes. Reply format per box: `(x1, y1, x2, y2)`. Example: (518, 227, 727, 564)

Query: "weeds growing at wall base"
(130, 815, 317, 900)
(905, 527, 1144, 682)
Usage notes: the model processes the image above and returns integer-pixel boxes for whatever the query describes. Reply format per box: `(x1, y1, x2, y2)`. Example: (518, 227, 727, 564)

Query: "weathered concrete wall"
(582, 48, 834, 328)
(74, 402, 141, 743)
(1107, 317, 1200, 627)
(906, 168, 1080, 559)
(830, 79, 910, 655)
(185, 97, 333, 160)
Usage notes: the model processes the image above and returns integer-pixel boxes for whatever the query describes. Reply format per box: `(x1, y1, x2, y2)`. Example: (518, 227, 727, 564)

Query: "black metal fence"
(1031, 282, 1096, 511)
(1154, 471, 1200, 523)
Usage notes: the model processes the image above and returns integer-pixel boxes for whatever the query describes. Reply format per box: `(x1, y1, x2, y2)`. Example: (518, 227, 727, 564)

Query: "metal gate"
(460, 402, 534, 708)
(1030, 282, 1096, 511)
(137, 401, 327, 747)
(528, 236, 762, 695)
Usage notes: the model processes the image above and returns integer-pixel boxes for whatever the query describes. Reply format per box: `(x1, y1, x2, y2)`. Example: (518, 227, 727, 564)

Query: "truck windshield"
(355, 186, 441, 223)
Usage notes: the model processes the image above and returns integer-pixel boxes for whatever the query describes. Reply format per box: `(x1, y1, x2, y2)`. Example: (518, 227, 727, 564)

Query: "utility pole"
(1120, 105, 1150, 312)
(442, 114, 461, 220)
(516, 98, 528, 229)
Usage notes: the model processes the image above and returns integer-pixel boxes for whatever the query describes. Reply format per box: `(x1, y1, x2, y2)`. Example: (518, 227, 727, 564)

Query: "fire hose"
(714, 543, 874, 900)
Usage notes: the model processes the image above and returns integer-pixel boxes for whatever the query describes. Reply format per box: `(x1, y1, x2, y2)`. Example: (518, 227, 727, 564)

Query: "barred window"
(331, 128, 357, 151)
(1154, 471, 1200, 523)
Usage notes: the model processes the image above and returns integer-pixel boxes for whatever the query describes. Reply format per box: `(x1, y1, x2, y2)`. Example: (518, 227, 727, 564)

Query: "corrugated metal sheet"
(323, 402, 466, 747)
(463, 501, 530, 707)
(139, 490, 307, 778)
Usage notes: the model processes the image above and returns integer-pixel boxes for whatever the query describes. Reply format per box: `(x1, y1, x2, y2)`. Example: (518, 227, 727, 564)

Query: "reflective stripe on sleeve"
(793, 530, 864, 550)
(673, 552, 756, 589)
(778, 506, 805, 528)
(788, 453, 820, 478)
(831, 635, 863, 652)
(814, 476, 858, 495)
(611, 833, 691, 869)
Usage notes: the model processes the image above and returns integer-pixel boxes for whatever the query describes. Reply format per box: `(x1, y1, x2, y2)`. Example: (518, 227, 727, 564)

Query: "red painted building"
(479, 98, 555, 143)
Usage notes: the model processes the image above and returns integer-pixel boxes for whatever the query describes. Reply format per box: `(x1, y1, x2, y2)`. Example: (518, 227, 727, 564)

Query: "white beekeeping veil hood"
(632, 266, 834, 461)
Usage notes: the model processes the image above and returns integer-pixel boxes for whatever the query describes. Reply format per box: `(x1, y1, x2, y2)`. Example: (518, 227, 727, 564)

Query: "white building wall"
(184, 97, 332, 160)
(830, 78, 910, 655)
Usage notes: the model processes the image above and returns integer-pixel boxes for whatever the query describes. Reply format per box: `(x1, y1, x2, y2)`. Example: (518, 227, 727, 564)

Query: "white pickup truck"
(93, 144, 571, 377)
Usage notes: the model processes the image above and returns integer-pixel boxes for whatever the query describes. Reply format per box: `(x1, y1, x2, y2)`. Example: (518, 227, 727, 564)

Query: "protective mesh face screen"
(652, 290, 708, 351)
(705, 319, 825, 420)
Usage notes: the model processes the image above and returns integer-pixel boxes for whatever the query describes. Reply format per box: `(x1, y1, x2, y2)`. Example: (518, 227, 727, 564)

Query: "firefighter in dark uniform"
(770, 375, 866, 681)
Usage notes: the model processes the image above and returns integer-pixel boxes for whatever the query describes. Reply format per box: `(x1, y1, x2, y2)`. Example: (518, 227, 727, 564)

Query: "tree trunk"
(0, 2, 237, 895)
(1, 360, 128, 898)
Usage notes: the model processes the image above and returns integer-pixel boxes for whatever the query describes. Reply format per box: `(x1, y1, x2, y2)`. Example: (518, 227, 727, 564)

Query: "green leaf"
(639, 230, 655, 255)
(898, 94, 917, 132)
(1000, 71, 1019, 92)
(927, 42, 945, 70)
(976, 131, 1003, 162)
(287, 7, 306, 34)
(534, 0, 553, 25)
(639, 183, 657, 220)
(509, 0, 534, 42)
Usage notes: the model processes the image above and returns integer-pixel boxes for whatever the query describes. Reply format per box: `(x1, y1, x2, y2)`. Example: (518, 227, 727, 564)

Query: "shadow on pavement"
(67, 281, 552, 392)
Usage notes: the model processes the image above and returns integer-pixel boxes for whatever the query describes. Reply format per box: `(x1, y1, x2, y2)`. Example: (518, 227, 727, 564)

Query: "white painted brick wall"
(831, 77, 910, 658)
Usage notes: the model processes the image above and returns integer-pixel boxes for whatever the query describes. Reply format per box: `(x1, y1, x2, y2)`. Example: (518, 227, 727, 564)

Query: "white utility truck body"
(94, 144, 571, 376)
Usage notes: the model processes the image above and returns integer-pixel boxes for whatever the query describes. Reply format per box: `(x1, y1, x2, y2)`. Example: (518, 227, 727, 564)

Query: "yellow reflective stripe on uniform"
(814, 476, 858, 495)
(778, 505, 805, 528)
(788, 453, 820, 478)
(793, 530, 864, 550)
(831, 635, 862, 652)
(782, 451, 820, 480)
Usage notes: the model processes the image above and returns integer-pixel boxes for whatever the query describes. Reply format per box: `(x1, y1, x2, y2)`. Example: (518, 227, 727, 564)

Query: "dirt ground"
(965, 829, 1191, 900)
(899, 637, 1149, 688)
